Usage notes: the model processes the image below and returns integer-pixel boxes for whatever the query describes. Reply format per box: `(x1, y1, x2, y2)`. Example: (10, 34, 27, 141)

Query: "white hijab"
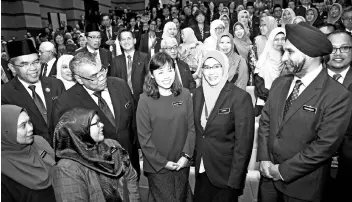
(56, 55, 76, 90)
(162, 22, 177, 40)
(203, 20, 225, 50)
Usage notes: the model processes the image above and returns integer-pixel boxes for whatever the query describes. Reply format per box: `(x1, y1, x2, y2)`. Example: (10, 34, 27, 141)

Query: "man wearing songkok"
(2, 39, 65, 144)
(257, 22, 352, 202)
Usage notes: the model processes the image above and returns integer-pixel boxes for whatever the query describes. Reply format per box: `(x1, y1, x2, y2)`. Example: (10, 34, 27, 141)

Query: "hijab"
(292, 16, 306, 24)
(204, 20, 225, 50)
(237, 10, 250, 28)
(261, 16, 278, 38)
(233, 22, 252, 59)
(236, 5, 245, 14)
(56, 55, 76, 90)
(162, 21, 177, 40)
(219, 14, 231, 34)
(306, 8, 319, 26)
(255, 27, 286, 89)
(1, 105, 54, 190)
(182, 28, 198, 44)
(327, 3, 343, 25)
(281, 8, 296, 27)
(201, 50, 229, 128)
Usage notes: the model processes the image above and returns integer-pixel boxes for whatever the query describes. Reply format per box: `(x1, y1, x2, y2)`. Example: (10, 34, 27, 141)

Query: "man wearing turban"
(257, 22, 352, 202)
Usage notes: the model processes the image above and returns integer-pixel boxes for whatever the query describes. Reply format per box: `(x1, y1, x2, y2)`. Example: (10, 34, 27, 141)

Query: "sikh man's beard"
(285, 58, 306, 76)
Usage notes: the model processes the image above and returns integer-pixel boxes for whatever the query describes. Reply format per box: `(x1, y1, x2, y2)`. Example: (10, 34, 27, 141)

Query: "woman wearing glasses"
(52, 108, 140, 202)
(136, 52, 195, 202)
(204, 19, 225, 50)
(193, 50, 254, 202)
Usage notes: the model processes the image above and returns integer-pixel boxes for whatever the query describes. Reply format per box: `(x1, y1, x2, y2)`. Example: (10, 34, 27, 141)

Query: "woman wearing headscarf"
(1, 105, 56, 202)
(55, 54, 76, 90)
(281, 8, 296, 28)
(292, 16, 306, 24)
(216, 33, 248, 90)
(52, 108, 140, 202)
(237, 10, 251, 37)
(162, 21, 178, 40)
(219, 14, 231, 34)
(254, 16, 277, 58)
(327, 3, 344, 30)
(137, 52, 195, 202)
(236, 5, 245, 14)
(306, 7, 321, 27)
(193, 50, 254, 202)
(204, 19, 225, 50)
(253, 27, 286, 116)
(233, 22, 252, 61)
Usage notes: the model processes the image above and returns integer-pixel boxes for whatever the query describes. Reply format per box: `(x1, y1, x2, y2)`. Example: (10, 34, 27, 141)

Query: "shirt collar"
(87, 46, 99, 53)
(83, 85, 107, 96)
(125, 50, 135, 59)
(327, 66, 350, 80)
(294, 64, 323, 88)
(18, 77, 41, 89)
(47, 58, 56, 66)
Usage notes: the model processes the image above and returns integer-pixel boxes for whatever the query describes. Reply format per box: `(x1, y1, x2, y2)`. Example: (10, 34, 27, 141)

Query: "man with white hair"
(39, 41, 57, 77)
(161, 37, 196, 92)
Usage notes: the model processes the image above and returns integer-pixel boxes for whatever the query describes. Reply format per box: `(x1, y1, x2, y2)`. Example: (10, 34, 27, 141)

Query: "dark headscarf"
(54, 108, 130, 201)
(1, 105, 54, 190)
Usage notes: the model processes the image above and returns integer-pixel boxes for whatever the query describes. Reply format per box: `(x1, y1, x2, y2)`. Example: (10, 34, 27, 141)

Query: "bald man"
(39, 41, 58, 77)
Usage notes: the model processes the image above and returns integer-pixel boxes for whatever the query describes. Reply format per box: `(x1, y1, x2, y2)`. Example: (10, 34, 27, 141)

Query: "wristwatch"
(182, 153, 192, 161)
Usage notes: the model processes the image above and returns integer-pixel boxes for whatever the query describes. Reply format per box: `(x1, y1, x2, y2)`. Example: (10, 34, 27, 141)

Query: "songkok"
(85, 23, 100, 33)
(7, 39, 38, 59)
(285, 22, 333, 57)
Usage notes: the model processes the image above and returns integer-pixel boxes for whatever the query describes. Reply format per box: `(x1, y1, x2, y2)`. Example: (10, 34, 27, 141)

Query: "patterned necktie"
(107, 29, 112, 40)
(200, 27, 204, 40)
(28, 85, 47, 123)
(93, 91, 116, 127)
(42, 63, 48, 77)
(127, 55, 133, 94)
(333, 73, 342, 82)
(283, 80, 303, 117)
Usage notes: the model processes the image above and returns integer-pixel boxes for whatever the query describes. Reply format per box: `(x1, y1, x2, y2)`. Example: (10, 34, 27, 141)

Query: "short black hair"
(118, 28, 135, 41)
(100, 13, 111, 21)
(274, 4, 282, 9)
(328, 30, 352, 43)
(194, 9, 205, 17)
(246, 2, 254, 7)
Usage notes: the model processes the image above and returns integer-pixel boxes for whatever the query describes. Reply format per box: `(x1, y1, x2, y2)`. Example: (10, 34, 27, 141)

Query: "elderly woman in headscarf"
(162, 21, 178, 40)
(253, 27, 286, 116)
(327, 3, 344, 30)
(216, 33, 248, 90)
(1, 105, 56, 202)
(306, 7, 321, 27)
(203, 19, 225, 50)
(237, 10, 251, 37)
(254, 16, 278, 58)
(292, 16, 306, 24)
(281, 8, 296, 28)
(219, 14, 232, 34)
(193, 50, 254, 202)
(52, 108, 140, 202)
(233, 22, 252, 61)
(56, 54, 76, 90)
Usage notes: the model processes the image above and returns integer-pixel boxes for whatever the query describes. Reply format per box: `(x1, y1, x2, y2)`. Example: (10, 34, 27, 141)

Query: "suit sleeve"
(50, 98, 67, 144)
(228, 92, 255, 190)
(279, 92, 352, 183)
(257, 85, 272, 161)
(136, 96, 168, 172)
(182, 91, 196, 157)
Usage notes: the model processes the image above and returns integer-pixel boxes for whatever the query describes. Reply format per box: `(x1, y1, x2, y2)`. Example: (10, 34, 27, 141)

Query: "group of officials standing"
(2, 20, 352, 202)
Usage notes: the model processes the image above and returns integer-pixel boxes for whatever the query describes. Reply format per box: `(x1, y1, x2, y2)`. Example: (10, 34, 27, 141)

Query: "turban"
(285, 22, 332, 57)
(7, 39, 38, 59)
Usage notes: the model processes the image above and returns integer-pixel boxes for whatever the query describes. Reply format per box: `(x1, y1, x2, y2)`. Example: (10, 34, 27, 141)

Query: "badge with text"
(303, 105, 317, 113)
(218, 108, 231, 114)
(172, 101, 183, 106)
(125, 101, 132, 109)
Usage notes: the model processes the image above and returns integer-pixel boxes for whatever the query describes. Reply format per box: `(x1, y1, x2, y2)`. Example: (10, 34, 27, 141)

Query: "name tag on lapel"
(218, 108, 230, 114)
(110, 146, 117, 154)
(172, 101, 183, 106)
(125, 101, 132, 109)
(303, 105, 317, 113)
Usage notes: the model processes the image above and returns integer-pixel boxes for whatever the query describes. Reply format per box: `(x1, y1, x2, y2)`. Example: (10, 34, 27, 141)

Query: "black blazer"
(2, 77, 65, 144)
(138, 32, 161, 59)
(250, 15, 260, 42)
(193, 82, 255, 190)
(51, 77, 140, 174)
(100, 26, 120, 50)
(191, 24, 210, 42)
(176, 59, 196, 93)
(74, 47, 113, 74)
(41, 59, 58, 78)
(110, 51, 149, 102)
(257, 69, 352, 201)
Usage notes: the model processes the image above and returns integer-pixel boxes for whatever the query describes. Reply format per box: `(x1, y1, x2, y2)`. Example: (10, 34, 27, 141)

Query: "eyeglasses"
(164, 45, 178, 52)
(331, 46, 352, 54)
(39, 50, 50, 55)
(342, 18, 352, 22)
(87, 36, 102, 40)
(274, 37, 286, 43)
(90, 119, 102, 127)
(12, 59, 41, 68)
(215, 27, 225, 31)
(76, 65, 107, 84)
(203, 64, 222, 70)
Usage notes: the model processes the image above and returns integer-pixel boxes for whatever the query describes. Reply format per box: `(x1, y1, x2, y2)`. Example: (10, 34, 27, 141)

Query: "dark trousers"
(194, 172, 238, 202)
(259, 177, 317, 202)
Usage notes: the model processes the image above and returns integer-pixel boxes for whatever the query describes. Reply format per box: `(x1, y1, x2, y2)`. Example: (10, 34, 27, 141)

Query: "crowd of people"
(1, 0, 352, 202)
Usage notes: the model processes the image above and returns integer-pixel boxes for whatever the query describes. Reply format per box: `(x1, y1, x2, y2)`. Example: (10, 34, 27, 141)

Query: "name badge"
(218, 108, 230, 114)
(125, 101, 132, 109)
(172, 101, 183, 106)
(303, 105, 317, 113)
(110, 146, 118, 154)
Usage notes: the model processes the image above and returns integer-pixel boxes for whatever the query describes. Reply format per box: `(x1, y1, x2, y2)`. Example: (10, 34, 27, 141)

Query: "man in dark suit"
(78, 15, 85, 31)
(39, 41, 57, 77)
(129, 17, 142, 50)
(162, 7, 172, 27)
(138, 19, 161, 59)
(257, 23, 352, 202)
(51, 51, 140, 178)
(1, 58, 13, 84)
(2, 39, 65, 144)
(161, 38, 196, 93)
(100, 13, 120, 54)
(247, 2, 260, 42)
(74, 23, 113, 75)
(110, 29, 149, 103)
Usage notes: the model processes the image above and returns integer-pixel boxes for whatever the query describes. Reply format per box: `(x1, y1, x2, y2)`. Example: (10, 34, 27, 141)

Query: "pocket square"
(125, 101, 132, 109)
(218, 108, 230, 114)
(303, 105, 317, 113)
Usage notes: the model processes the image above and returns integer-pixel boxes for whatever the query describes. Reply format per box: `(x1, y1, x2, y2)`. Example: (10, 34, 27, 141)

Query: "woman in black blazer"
(192, 50, 255, 202)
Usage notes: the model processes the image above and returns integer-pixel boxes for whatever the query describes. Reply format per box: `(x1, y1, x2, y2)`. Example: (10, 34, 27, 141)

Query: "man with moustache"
(257, 22, 352, 202)
(2, 39, 65, 144)
(51, 51, 140, 178)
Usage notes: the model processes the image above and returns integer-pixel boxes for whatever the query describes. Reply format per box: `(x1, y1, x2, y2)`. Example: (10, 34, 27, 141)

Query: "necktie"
(93, 91, 116, 127)
(127, 55, 133, 93)
(42, 63, 48, 77)
(333, 73, 342, 82)
(28, 85, 47, 123)
(174, 61, 183, 86)
(283, 80, 303, 117)
(107, 29, 112, 40)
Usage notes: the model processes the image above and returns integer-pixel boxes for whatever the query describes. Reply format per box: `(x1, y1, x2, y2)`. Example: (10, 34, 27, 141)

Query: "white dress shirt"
(148, 33, 156, 57)
(125, 50, 135, 64)
(327, 66, 350, 84)
(83, 86, 115, 117)
(106, 26, 112, 40)
(18, 78, 47, 108)
(44, 58, 56, 77)
(87, 46, 101, 65)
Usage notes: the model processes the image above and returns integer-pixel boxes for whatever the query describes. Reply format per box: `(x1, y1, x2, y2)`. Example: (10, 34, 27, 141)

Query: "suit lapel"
(277, 77, 294, 128)
(343, 67, 352, 89)
(41, 78, 53, 122)
(121, 54, 128, 80)
(132, 51, 139, 76)
(194, 88, 205, 134)
(107, 79, 120, 131)
(99, 49, 108, 66)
